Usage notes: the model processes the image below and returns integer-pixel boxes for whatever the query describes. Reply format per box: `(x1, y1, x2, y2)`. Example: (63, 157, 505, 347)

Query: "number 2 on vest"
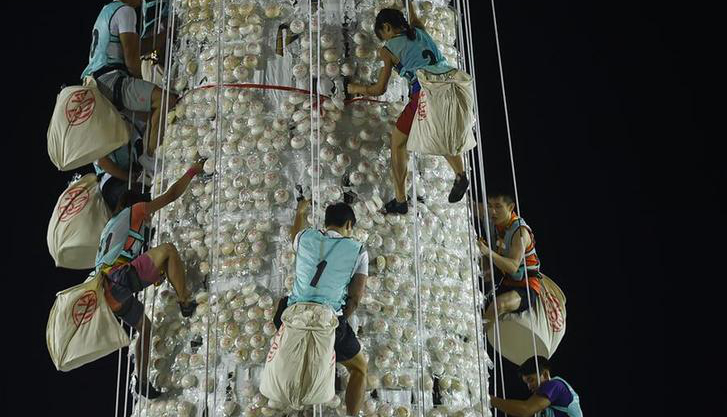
(422, 50, 437, 65)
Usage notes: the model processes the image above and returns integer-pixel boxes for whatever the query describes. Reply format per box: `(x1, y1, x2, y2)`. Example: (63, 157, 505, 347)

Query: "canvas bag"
(47, 173, 111, 269)
(47, 78, 131, 171)
(47, 273, 130, 371)
(260, 303, 337, 409)
(407, 69, 477, 156)
(486, 275, 567, 365)
(141, 58, 165, 87)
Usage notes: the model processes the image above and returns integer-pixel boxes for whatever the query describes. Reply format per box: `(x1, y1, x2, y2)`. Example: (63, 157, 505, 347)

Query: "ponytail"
(375, 8, 417, 41)
(402, 21, 416, 41)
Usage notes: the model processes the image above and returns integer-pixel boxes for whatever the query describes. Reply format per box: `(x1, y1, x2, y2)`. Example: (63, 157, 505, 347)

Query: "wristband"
(185, 167, 201, 179)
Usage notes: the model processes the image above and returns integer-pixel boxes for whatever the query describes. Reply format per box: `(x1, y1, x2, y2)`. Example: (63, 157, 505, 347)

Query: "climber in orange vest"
(476, 190, 542, 326)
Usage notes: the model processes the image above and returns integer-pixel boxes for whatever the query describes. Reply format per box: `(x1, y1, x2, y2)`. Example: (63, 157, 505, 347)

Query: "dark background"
(7, 0, 722, 415)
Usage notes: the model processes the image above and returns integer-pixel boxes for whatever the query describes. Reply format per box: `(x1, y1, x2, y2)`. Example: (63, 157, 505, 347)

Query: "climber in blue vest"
(491, 356, 583, 417)
(273, 198, 369, 416)
(81, 0, 175, 173)
(347, 3, 469, 214)
(95, 160, 204, 398)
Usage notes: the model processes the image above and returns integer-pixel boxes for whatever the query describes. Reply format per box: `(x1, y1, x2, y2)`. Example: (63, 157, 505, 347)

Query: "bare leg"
(444, 155, 465, 175)
(483, 290, 522, 325)
(144, 243, 190, 303)
(390, 128, 409, 202)
(340, 353, 368, 415)
(132, 314, 153, 379)
(146, 88, 178, 156)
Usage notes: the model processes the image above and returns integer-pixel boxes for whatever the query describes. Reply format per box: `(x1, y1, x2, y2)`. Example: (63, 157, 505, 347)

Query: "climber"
(81, 0, 176, 172)
(346, 4, 469, 214)
(490, 356, 583, 417)
(272, 198, 369, 415)
(477, 190, 542, 326)
(94, 119, 148, 211)
(95, 160, 205, 398)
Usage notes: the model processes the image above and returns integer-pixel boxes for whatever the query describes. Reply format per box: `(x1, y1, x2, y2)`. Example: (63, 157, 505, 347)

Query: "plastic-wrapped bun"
(264, 4, 281, 18)
(320, 146, 336, 162)
(291, 135, 306, 149)
(181, 374, 197, 388)
(395, 406, 411, 417)
(326, 133, 341, 146)
(323, 49, 340, 62)
(326, 186, 342, 201)
(341, 61, 356, 77)
(203, 158, 216, 174)
(289, 19, 305, 34)
(349, 172, 365, 186)
(336, 153, 351, 167)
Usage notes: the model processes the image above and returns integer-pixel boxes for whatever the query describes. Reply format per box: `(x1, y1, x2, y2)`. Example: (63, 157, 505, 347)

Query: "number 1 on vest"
(310, 260, 327, 287)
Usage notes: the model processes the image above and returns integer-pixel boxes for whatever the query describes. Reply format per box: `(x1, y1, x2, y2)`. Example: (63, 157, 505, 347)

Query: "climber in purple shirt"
(491, 356, 583, 416)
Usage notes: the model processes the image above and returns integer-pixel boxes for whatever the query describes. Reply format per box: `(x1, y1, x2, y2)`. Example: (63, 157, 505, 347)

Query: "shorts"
(104, 254, 163, 326)
(96, 70, 155, 113)
(495, 285, 539, 315)
(273, 297, 361, 363)
(396, 90, 421, 135)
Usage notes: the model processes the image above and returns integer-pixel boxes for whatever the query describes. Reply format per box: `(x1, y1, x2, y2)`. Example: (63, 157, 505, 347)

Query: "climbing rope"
(460, 0, 511, 411)
(488, 0, 544, 387)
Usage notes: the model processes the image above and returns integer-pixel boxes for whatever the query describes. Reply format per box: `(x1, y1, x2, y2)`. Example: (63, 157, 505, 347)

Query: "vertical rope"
(409, 160, 426, 417)
(488, 0, 542, 385)
(134, 1, 171, 413)
(204, 0, 227, 413)
(461, 0, 509, 408)
(308, 0, 318, 229)
(315, 2, 322, 228)
(447, 0, 491, 414)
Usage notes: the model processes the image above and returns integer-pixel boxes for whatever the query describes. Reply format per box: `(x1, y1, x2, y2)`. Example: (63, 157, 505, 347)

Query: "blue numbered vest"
(95, 206, 150, 270)
(81, 2, 128, 79)
(289, 229, 363, 312)
(544, 377, 583, 417)
(489, 215, 541, 281)
(384, 27, 453, 90)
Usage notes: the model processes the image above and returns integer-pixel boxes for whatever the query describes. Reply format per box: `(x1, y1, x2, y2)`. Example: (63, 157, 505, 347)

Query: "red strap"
(181, 82, 388, 105)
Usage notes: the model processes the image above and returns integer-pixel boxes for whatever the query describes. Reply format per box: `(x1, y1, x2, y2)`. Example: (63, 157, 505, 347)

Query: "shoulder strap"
(318, 230, 344, 263)
(106, 2, 127, 41)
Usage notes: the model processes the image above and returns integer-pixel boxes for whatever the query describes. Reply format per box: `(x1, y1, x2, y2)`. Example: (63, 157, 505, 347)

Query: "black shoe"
(448, 173, 470, 203)
(383, 198, 408, 215)
(133, 375, 162, 399)
(179, 300, 198, 318)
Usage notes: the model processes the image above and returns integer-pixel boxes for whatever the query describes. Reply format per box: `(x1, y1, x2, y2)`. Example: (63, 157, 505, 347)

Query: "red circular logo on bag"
(542, 291, 565, 332)
(72, 290, 98, 326)
(59, 187, 90, 222)
(65, 89, 96, 126)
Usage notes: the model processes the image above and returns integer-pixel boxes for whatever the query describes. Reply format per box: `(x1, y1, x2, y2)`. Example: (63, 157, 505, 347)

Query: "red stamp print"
(542, 292, 565, 332)
(65, 89, 96, 126)
(72, 290, 98, 326)
(59, 187, 90, 222)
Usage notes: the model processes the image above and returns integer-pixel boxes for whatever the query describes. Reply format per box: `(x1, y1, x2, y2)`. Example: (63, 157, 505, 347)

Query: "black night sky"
(8, 1, 722, 416)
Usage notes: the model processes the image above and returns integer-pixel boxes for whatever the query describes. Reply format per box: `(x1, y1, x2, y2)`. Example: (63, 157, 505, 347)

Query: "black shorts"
(495, 285, 539, 314)
(273, 297, 361, 363)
